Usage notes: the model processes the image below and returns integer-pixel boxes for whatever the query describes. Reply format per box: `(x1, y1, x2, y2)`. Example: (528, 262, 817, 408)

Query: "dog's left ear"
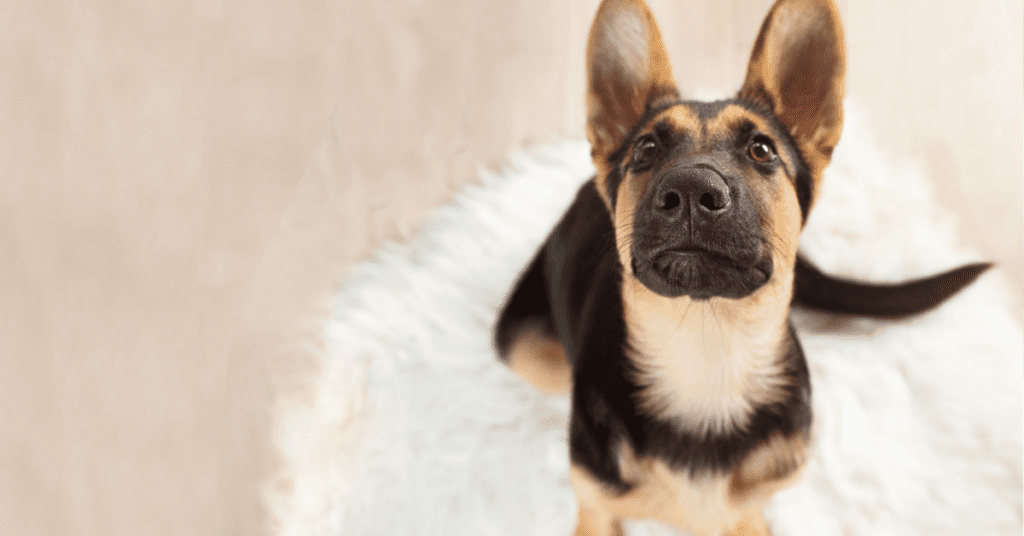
(739, 0, 845, 182)
(586, 0, 680, 202)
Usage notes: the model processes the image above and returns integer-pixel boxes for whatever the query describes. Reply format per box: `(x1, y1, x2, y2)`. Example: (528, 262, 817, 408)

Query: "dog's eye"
(631, 137, 660, 171)
(748, 138, 777, 163)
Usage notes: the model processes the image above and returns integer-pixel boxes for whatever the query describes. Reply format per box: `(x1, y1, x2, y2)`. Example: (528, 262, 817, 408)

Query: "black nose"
(654, 168, 732, 219)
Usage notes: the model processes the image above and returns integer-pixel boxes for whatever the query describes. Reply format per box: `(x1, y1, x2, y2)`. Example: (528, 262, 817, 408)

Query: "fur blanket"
(269, 105, 1023, 536)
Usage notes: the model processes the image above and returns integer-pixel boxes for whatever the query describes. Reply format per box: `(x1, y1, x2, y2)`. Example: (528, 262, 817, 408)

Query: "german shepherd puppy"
(494, 0, 990, 534)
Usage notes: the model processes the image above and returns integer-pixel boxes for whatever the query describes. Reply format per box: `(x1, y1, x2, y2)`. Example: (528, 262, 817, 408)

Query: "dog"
(493, 0, 991, 534)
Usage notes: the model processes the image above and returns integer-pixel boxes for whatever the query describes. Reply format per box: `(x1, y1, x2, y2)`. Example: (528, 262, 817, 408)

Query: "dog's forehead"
(646, 101, 778, 143)
(605, 97, 813, 220)
(623, 99, 814, 221)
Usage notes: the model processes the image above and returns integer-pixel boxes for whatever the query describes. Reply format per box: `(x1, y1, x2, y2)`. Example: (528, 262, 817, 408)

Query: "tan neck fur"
(622, 272, 794, 436)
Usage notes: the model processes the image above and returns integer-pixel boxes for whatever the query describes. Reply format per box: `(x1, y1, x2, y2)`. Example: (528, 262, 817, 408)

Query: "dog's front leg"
(573, 502, 624, 536)
(727, 509, 770, 536)
(570, 463, 626, 536)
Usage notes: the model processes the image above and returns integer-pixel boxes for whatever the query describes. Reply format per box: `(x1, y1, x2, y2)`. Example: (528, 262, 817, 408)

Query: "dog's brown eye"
(632, 138, 660, 170)
(748, 139, 776, 163)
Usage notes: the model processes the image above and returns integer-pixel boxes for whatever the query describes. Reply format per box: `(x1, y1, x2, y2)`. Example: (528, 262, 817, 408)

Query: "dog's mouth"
(631, 243, 772, 299)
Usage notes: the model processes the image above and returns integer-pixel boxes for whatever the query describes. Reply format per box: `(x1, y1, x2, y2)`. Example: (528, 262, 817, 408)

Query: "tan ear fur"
(586, 0, 679, 166)
(738, 0, 845, 182)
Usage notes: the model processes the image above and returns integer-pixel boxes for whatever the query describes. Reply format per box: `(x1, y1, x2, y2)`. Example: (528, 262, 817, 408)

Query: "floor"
(0, 1, 1019, 535)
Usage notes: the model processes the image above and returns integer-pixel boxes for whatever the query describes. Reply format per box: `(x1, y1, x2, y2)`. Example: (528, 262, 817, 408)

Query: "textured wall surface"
(0, 1, 1019, 535)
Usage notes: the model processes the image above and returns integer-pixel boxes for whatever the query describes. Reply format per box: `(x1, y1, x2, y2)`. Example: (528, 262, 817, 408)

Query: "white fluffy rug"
(269, 105, 1023, 536)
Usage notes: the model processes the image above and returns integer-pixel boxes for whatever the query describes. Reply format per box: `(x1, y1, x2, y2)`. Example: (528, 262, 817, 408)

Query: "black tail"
(793, 254, 991, 318)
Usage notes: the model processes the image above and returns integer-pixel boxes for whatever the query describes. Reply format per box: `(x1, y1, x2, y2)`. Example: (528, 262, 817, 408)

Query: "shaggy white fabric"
(269, 105, 1023, 536)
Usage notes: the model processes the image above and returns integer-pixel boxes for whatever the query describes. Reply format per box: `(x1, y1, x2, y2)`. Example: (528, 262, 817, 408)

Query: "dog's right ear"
(586, 0, 679, 203)
(738, 0, 845, 186)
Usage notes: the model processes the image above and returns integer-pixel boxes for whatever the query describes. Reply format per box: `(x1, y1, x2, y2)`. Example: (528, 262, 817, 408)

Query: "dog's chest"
(623, 291, 789, 436)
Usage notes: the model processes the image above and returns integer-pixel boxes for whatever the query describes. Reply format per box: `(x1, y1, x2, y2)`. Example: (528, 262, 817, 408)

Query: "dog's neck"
(621, 274, 794, 436)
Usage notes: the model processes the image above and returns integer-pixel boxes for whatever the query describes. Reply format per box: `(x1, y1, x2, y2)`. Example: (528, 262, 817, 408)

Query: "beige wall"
(1, 1, 1020, 535)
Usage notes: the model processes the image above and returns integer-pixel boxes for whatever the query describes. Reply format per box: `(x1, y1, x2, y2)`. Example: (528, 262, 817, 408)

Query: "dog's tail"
(793, 254, 991, 318)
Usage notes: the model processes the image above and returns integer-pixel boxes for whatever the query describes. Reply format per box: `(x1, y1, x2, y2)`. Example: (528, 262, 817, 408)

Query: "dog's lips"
(656, 246, 756, 272)
(660, 247, 731, 263)
(632, 244, 771, 299)
(654, 248, 721, 276)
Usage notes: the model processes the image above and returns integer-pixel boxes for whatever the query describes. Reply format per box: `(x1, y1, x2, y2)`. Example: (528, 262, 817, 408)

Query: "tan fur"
(504, 0, 845, 534)
(703, 107, 807, 189)
(614, 105, 804, 279)
(507, 323, 571, 395)
(622, 281, 793, 436)
(730, 432, 810, 502)
(570, 433, 807, 536)
(738, 0, 845, 187)
(587, 0, 679, 209)
(731, 510, 772, 536)
(612, 103, 804, 435)
(705, 106, 773, 139)
(611, 152, 643, 273)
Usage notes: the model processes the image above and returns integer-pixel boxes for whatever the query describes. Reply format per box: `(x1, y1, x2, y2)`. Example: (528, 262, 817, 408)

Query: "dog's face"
(587, 0, 844, 302)
(613, 100, 805, 300)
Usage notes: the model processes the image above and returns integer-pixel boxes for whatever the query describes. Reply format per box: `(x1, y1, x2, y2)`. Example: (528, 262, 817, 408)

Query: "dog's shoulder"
(541, 179, 624, 361)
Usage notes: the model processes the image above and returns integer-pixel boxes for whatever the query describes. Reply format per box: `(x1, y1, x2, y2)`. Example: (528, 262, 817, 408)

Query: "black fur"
(494, 178, 987, 493)
(494, 247, 553, 359)
(605, 99, 814, 221)
(495, 100, 987, 497)
(630, 156, 774, 299)
(793, 255, 991, 317)
(605, 99, 686, 209)
(497, 181, 813, 491)
(492, 0, 991, 519)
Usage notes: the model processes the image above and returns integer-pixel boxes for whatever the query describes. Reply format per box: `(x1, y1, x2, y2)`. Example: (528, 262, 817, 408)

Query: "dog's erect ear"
(739, 0, 845, 181)
(586, 0, 679, 166)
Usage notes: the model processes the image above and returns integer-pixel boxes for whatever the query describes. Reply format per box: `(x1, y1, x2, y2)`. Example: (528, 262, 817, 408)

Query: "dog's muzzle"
(630, 164, 772, 299)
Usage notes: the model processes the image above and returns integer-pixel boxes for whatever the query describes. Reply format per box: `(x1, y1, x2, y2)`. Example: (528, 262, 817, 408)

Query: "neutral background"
(1, 1, 1020, 535)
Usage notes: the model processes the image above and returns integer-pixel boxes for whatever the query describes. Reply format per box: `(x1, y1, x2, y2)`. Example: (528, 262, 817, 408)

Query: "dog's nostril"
(660, 192, 681, 211)
(699, 192, 726, 211)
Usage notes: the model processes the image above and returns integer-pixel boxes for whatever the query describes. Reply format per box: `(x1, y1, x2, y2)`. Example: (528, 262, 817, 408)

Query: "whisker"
(709, 301, 727, 351)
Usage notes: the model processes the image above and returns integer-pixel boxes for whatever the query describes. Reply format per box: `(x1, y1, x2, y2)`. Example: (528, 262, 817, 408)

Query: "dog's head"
(587, 0, 844, 301)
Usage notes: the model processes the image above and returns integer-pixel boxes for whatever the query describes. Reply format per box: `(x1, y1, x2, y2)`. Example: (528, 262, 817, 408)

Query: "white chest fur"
(622, 278, 792, 436)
